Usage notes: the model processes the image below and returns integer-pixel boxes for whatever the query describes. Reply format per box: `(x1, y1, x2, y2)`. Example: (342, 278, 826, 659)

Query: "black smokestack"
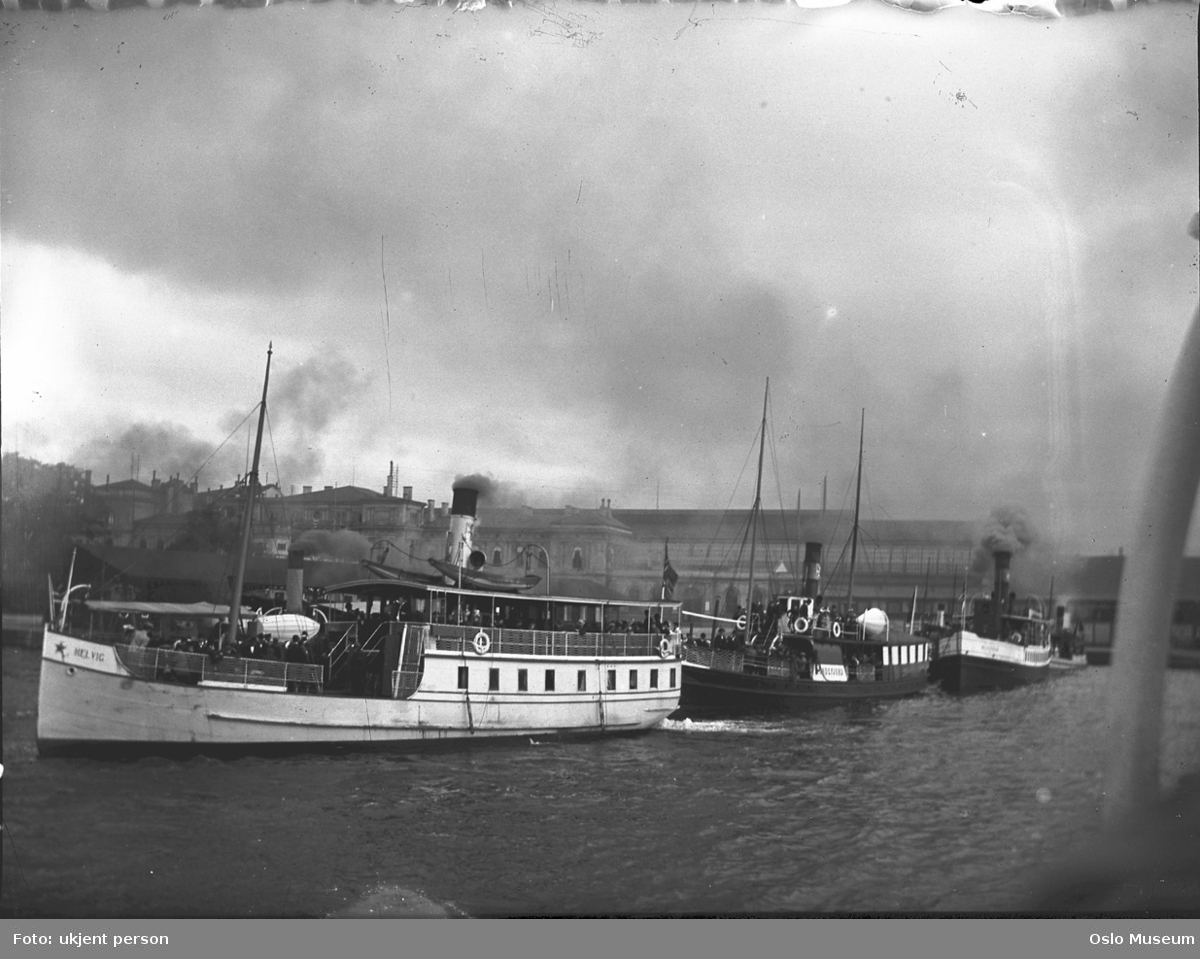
(286, 548, 305, 614)
(453, 472, 496, 500)
(802, 542, 823, 598)
(446, 482, 479, 567)
(450, 486, 479, 518)
(993, 550, 1012, 637)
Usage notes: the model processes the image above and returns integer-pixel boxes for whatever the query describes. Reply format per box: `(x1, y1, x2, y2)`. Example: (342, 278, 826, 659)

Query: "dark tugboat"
(678, 389, 931, 714)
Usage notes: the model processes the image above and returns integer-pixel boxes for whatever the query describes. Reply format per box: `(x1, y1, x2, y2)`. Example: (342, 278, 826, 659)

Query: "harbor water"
(2, 646, 1197, 917)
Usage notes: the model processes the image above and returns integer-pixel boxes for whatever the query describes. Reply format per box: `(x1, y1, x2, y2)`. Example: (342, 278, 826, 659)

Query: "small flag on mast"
(662, 540, 678, 600)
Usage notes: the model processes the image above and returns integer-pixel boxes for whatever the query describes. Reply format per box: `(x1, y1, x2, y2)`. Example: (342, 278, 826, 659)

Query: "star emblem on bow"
(54, 641, 67, 660)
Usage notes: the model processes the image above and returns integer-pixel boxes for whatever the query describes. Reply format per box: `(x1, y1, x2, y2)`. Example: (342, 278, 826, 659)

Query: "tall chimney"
(446, 487, 479, 566)
(802, 542, 823, 598)
(286, 549, 305, 613)
(992, 550, 1012, 638)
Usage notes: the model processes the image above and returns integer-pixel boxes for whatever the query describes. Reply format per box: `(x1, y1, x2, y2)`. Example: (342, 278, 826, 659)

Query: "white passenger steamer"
(36, 347, 682, 753)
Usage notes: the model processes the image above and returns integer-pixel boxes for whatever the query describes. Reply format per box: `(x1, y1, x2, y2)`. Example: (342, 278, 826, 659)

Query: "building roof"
(277, 486, 397, 505)
(476, 506, 633, 535)
(93, 479, 155, 495)
(610, 509, 978, 548)
(1055, 556, 1200, 602)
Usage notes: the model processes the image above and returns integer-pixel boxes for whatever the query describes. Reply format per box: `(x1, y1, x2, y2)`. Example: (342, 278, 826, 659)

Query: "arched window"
(572, 548, 584, 571)
(492, 548, 503, 566)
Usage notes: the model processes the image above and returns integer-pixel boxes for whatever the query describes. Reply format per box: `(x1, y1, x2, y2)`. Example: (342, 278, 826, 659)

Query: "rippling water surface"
(3, 648, 1197, 916)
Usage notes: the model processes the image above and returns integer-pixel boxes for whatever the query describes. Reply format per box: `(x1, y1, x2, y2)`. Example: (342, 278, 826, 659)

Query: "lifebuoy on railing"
(1009, 632, 1023, 646)
(832, 622, 842, 639)
(795, 617, 810, 634)
(473, 631, 491, 655)
(659, 637, 672, 659)
(736, 615, 747, 631)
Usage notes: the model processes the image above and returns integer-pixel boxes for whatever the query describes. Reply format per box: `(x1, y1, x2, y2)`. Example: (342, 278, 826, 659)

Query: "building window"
(545, 669, 555, 692)
(572, 548, 584, 571)
(629, 669, 638, 690)
(518, 669, 528, 691)
(489, 668, 500, 691)
(670, 668, 676, 687)
(650, 669, 659, 688)
(493, 548, 502, 566)
(577, 670, 587, 691)
(607, 670, 616, 691)
(457, 666, 469, 690)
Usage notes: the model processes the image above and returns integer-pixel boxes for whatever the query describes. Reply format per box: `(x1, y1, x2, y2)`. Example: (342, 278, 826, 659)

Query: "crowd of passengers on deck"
(330, 598, 676, 636)
(118, 616, 326, 668)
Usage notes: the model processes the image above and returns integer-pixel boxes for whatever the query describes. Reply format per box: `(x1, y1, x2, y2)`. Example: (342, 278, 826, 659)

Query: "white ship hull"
(933, 630, 1052, 694)
(37, 627, 681, 750)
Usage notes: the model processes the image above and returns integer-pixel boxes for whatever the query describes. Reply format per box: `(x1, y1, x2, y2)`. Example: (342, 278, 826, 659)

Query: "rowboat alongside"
(36, 347, 683, 754)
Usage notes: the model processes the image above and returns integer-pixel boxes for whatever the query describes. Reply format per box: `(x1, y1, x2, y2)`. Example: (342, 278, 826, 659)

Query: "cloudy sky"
(2, 0, 1196, 554)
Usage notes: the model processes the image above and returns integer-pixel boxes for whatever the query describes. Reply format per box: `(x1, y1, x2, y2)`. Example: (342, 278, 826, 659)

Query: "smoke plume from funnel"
(291, 529, 372, 562)
(453, 473, 496, 499)
(982, 506, 1036, 555)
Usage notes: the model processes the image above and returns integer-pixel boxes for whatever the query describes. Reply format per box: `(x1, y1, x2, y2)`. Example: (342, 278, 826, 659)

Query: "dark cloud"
(3, 4, 1196, 554)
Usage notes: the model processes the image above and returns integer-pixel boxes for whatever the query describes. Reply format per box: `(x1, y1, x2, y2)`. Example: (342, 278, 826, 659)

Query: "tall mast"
(225, 344, 273, 650)
(846, 408, 865, 611)
(793, 486, 802, 594)
(745, 379, 769, 647)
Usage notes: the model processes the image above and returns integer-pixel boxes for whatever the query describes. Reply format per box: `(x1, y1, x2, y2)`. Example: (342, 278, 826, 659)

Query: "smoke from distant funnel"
(453, 473, 496, 499)
(972, 506, 1037, 588)
(981, 506, 1035, 554)
(291, 529, 372, 562)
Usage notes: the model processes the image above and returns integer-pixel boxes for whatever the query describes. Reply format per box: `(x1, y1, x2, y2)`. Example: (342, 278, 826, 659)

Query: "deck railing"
(424, 623, 679, 659)
(113, 644, 324, 690)
(683, 647, 745, 674)
(391, 669, 423, 698)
